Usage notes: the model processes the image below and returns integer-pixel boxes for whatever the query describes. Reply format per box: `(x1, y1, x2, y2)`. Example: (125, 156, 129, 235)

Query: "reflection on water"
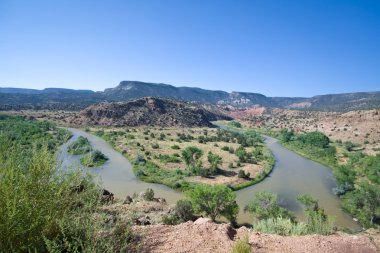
(59, 128, 360, 229)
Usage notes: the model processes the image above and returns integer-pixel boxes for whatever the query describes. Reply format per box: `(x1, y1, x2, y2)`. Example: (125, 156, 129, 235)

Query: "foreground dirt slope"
(133, 219, 379, 253)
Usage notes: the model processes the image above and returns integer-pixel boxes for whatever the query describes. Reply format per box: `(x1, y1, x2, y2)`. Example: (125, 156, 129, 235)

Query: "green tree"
(244, 191, 293, 220)
(342, 182, 380, 227)
(298, 132, 330, 148)
(207, 151, 222, 173)
(297, 194, 334, 235)
(182, 146, 203, 169)
(186, 184, 239, 222)
(280, 128, 294, 142)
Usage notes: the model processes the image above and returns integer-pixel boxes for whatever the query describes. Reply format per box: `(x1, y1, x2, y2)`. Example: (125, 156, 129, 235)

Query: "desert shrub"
(253, 217, 308, 236)
(186, 184, 239, 222)
(174, 200, 194, 222)
(162, 214, 180, 225)
(245, 192, 293, 221)
(221, 146, 230, 151)
(230, 236, 250, 253)
(143, 188, 155, 201)
(151, 143, 159, 149)
(182, 146, 203, 169)
(171, 144, 180, 150)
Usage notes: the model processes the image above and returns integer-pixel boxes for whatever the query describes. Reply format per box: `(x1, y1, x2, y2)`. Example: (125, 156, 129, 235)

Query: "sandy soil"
(133, 218, 380, 253)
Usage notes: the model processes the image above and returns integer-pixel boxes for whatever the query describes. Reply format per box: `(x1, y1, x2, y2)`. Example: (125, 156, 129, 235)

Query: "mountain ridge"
(1, 81, 379, 112)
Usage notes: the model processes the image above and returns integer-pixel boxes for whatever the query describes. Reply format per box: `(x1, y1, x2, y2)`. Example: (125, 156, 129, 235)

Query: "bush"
(143, 188, 155, 201)
(230, 236, 250, 253)
(253, 217, 308, 236)
(186, 184, 239, 222)
(80, 150, 108, 167)
(171, 144, 180, 150)
(67, 136, 91, 155)
(151, 143, 159, 149)
(245, 192, 294, 221)
(174, 200, 194, 222)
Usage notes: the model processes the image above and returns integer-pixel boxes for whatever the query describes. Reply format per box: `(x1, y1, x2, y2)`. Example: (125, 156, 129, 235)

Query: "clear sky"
(0, 0, 379, 97)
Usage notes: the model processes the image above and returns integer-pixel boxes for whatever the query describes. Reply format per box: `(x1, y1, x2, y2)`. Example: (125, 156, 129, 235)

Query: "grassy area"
(88, 126, 274, 191)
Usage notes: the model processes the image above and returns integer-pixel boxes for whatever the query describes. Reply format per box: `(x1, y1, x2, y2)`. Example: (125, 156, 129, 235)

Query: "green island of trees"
(68, 136, 108, 167)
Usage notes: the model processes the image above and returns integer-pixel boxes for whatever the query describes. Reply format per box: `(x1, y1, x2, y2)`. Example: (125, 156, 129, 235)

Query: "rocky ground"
(104, 192, 379, 253)
(133, 218, 380, 253)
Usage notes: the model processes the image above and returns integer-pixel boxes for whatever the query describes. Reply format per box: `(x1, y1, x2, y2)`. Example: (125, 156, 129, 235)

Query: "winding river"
(59, 128, 360, 229)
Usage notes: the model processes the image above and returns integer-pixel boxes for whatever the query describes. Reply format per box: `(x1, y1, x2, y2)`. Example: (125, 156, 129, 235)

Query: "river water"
(59, 128, 360, 229)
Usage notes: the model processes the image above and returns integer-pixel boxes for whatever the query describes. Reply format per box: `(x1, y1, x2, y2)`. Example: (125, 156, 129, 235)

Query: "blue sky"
(0, 0, 379, 97)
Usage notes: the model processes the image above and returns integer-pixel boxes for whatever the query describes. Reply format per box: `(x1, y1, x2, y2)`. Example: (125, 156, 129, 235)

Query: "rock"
(123, 195, 133, 204)
(153, 197, 167, 204)
(101, 189, 114, 204)
(194, 217, 212, 225)
(135, 215, 151, 225)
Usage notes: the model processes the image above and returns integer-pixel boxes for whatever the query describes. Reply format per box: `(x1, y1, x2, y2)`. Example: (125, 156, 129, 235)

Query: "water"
(59, 128, 360, 229)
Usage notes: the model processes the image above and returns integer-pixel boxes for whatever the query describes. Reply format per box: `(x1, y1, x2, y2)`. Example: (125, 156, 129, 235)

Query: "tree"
(298, 132, 330, 148)
(342, 182, 380, 227)
(181, 146, 203, 169)
(186, 184, 239, 222)
(207, 152, 222, 173)
(244, 191, 293, 220)
(297, 194, 334, 234)
(280, 128, 294, 142)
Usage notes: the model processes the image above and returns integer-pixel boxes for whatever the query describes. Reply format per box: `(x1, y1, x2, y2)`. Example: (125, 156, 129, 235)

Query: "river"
(59, 128, 360, 229)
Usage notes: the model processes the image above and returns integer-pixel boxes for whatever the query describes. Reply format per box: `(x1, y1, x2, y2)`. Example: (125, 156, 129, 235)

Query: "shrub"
(171, 144, 180, 150)
(174, 200, 194, 222)
(186, 184, 239, 222)
(143, 188, 155, 201)
(151, 143, 159, 149)
(67, 136, 91, 155)
(230, 236, 250, 253)
(253, 217, 308, 236)
(245, 192, 294, 221)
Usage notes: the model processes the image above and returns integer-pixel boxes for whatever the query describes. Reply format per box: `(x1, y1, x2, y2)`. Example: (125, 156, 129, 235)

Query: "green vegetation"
(228, 121, 242, 128)
(244, 191, 293, 220)
(269, 128, 380, 228)
(0, 115, 132, 252)
(185, 184, 239, 223)
(80, 150, 109, 167)
(162, 199, 194, 225)
(230, 236, 251, 253)
(246, 192, 335, 236)
(93, 126, 274, 191)
(67, 136, 91, 155)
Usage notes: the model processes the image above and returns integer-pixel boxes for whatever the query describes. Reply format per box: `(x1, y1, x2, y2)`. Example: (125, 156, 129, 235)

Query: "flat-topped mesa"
(77, 97, 232, 127)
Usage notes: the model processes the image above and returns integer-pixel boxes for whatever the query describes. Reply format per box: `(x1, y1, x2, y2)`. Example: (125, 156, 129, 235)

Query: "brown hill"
(76, 97, 231, 127)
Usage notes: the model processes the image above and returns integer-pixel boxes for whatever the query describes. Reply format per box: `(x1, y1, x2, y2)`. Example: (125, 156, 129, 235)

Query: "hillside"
(1, 81, 380, 112)
(75, 97, 231, 127)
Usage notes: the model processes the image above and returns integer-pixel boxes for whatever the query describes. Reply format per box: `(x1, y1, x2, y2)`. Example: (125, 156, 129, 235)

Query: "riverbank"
(62, 127, 361, 229)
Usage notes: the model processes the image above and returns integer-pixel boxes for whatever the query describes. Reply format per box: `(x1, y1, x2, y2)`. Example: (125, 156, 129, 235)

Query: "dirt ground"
(133, 218, 380, 253)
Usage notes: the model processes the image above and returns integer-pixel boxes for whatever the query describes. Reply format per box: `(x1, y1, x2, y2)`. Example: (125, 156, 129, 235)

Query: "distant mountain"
(0, 87, 94, 94)
(0, 81, 379, 112)
(76, 97, 231, 127)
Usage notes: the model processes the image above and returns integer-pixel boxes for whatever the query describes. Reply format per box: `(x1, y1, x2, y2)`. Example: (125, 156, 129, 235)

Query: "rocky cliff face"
(77, 97, 231, 127)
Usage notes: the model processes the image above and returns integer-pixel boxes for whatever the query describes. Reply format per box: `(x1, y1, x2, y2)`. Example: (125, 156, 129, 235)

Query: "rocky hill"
(75, 97, 231, 127)
(1, 81, 380, 112)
